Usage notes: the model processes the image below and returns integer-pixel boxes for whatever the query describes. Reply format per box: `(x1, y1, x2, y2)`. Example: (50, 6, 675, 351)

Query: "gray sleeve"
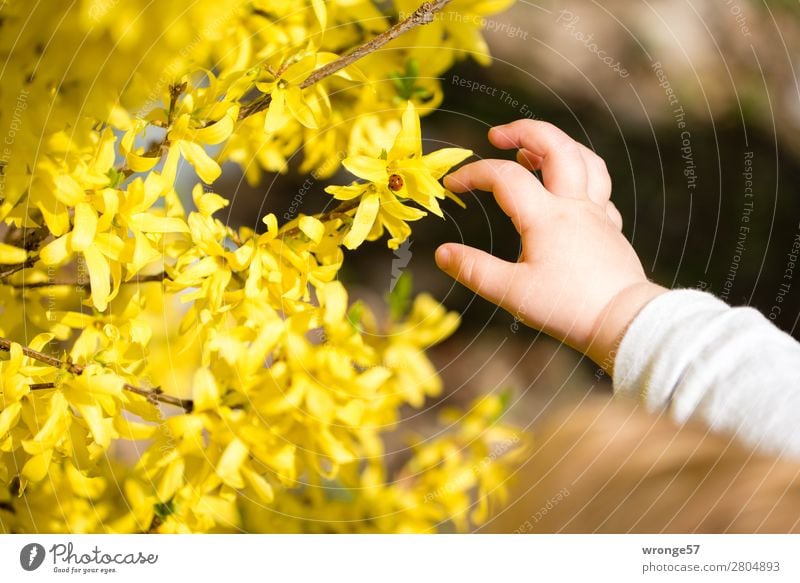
(612, 289, 800, 458)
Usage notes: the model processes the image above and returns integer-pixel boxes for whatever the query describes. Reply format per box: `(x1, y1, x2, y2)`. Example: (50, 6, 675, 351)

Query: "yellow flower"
(38, 201, 124, 312)
(326, 102, 471, 249)
(162, 105, 239, 185)
(393, 0, 515, 73)
(256, 51, 363, 132)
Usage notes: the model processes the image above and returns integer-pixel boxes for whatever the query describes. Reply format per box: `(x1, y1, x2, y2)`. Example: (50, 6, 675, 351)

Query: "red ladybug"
(388, 174, 404, 191)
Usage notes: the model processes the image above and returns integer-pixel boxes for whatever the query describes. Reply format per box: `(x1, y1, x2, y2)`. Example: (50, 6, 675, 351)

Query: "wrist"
(584, 281, 667, 375)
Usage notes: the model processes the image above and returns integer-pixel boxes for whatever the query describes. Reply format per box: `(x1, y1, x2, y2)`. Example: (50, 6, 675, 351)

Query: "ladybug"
(388, 173, 404, 191)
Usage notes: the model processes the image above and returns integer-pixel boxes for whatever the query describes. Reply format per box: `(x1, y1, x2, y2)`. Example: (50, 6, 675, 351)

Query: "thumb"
(435, 243, 517, 308)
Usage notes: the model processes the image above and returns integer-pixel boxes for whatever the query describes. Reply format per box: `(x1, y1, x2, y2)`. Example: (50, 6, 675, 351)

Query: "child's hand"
(436, 120, 666, 372)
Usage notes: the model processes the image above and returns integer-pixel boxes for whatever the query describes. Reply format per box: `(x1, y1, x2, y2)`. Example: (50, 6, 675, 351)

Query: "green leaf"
(347, 300, 364, 331)
(492, 388, 514, 423)
(106, 167, 124, 188)
(154, 500, 176, 520)
(387, 271, 413, 321)
(389, 59, 423, 101)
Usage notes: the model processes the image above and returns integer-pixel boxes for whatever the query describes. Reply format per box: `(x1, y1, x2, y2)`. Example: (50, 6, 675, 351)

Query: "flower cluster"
(0, 0, 524, 533)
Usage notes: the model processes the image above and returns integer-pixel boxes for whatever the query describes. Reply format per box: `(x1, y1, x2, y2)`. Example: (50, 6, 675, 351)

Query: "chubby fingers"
(515, 142, 612, 205)
(435, 243, 518, 309)
(444, 159, 548, 234)
(489, 120, 588, 199)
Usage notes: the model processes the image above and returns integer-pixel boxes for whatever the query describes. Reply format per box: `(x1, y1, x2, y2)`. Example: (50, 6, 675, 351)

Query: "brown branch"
(7, 271, 168, 290)
(238, 0, 452, 120)
(29, 382, 56, 390)
(0, 336, 84, 375)
(2, 225, 50, 252)
(279, 199, 360, 239)
(123, 384, 193, 413)
(167, 82, 187, 126)
(113, 1, 450, 181)
(1, 336, 192, 412)
(0, 254, 39, 280)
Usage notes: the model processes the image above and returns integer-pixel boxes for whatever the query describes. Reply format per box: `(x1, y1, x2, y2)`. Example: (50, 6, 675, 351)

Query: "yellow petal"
(180, 141, 221, 184)
(264, 89, 288, 133)
(160, 145, 181, 185)
(343, 192, 379, 250)
(83, 246, 111, 311)
(70, 202, 97, 252)
(0, 402, 22, 435)
(94, 232, 125, 259)
(318, 427, 355, 465)
(37, 201, 70, 236)
(285, 85, 318, 129)
(39, 234, 71, 265)
(75, 402, 115, 449)
(390, 101, 422, 160)
(306, 385, 335, 423)
(216, 437, 248, 489)
(192, 184, 229, 217)
(336, 400, 364, 426)
(157, 457, 185, 502)
(422, 148, 473, 178)
(282, 55, 319, 85)
(28, 333, 54, 352)
(311, 0, 327, 29)
(128, 212, 190, 233)
(22, 450, 53, 482)
(378, 188, 427, 221)
(342, 156, 387, 183)
(0, 243, 27, 264)
(298, 215, 324, 243)
(261, 213, 278, 235)
(120, 129, 160, 173)
(54, 174, 86, 206)
(192, 109, 236, 145)
(48, 311, 93, 328)
(241, 466, 275, 503)
(324, 183, 369, 201)
(322, 280, 347, 325)
(192, 368, 219, 412)
(113, 416, 156, 440)
(128, 230, 161, 273)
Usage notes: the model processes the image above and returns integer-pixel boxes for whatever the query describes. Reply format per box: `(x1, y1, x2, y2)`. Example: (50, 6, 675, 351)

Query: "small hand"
(436, 120, 666, 372)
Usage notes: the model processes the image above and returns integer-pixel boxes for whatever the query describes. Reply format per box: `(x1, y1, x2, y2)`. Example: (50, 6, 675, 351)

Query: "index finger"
(489, 120, 589, 199)
(444, 159, 548, 234)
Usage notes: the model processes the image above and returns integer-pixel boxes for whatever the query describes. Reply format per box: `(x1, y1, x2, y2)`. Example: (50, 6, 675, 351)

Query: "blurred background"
(218, 0, 800, 529)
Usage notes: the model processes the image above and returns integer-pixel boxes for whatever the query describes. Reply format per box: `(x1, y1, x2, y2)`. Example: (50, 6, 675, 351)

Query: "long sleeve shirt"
(613, 289, 800, 458)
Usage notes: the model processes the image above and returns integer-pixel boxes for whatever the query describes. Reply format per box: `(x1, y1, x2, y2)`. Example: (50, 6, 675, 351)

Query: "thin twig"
(0, 337, 84, 375)
(279, 199, 360, 239)
(123, 384, 193, 413)
(113, 1, 449, 179)
(2, 226, 50, 252)
(6, 271, 168, 290)
(1, 336, 192, 412)
(238, 0, 452, 120)
(0, 254, 39, 280)
(29, 382, 56, 391)
(167, 82, 187, 126)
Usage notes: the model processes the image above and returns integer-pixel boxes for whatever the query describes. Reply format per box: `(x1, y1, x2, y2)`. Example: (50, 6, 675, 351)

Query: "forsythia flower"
(326, 102, 472, 249)
(0, 0, 523, 534)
